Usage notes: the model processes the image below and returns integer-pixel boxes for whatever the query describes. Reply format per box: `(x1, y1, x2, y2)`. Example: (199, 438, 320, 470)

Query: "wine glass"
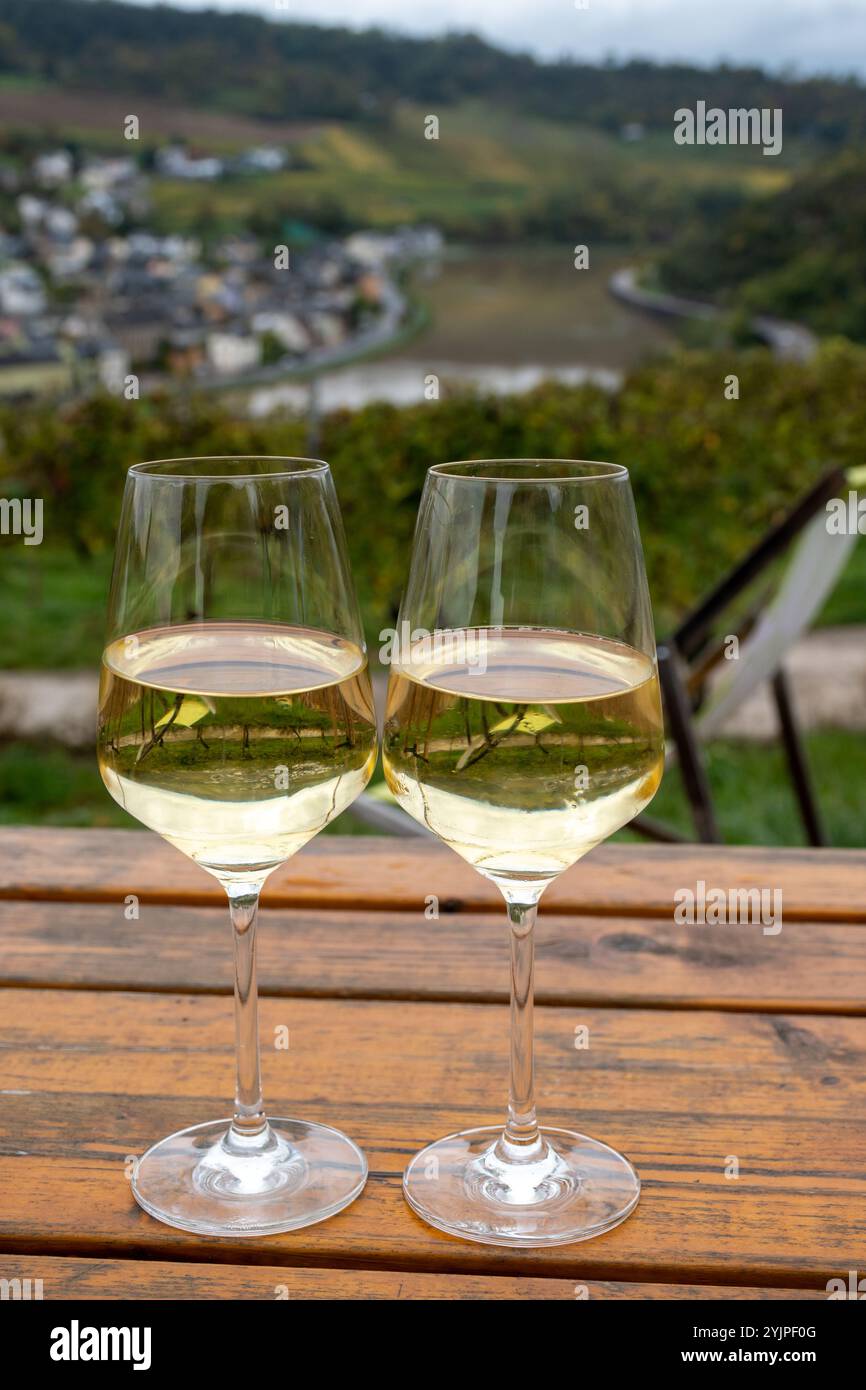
(383, 459, 664, 1246)
(97, 457, 377, 1236)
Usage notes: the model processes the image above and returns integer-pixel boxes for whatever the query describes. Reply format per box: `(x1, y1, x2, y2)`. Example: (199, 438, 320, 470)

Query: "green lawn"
(0, 546, 111, 669)
(2, 535, 862, 674)
(2, 731, 863, 848)
(626, 731, 866, 847)
(818, 534, 866, 627)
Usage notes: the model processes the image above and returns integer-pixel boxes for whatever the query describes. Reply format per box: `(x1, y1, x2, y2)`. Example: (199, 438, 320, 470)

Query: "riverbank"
(244, 246, 674, 415)
(609, 267, 818, 362)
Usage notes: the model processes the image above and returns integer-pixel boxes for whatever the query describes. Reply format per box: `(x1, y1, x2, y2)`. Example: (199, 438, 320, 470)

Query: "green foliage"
(1, 342, 864, 667)
(2, 0, 864, 140)
(259, 331, 287, 368)
(656, 148, 866, 340)
(139, 100, 797, 249)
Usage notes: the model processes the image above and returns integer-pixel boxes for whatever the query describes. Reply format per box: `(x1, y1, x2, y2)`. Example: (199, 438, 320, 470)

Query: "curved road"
(609, 268, 817, 363)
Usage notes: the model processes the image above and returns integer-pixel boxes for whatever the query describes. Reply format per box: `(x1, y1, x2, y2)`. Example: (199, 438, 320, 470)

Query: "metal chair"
(635, 466, 858, 845)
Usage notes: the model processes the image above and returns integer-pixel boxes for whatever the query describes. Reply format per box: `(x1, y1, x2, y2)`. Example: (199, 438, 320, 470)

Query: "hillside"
(1, 1, 865, 326)
(142, 99, 795, 246)
(1, 0, 865, 140)
(655, 148, 866, 340)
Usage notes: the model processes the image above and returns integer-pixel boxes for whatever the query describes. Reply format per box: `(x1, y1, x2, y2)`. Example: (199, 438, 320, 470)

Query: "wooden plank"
(0, 1255, 826, 1300)
(0, 830, 862, 922)
(1, 899, 865, 1015)
(1, 988, 863, 1286)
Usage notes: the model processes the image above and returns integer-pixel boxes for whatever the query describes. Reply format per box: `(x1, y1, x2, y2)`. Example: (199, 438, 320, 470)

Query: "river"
(247, 245, 674, 416)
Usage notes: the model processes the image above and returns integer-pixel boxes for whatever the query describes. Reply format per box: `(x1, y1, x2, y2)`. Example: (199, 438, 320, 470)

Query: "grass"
(1, 532, 861, 675)
(818, 535, 866, 627)
(0, 546, 111, 669)
(624, 731, 866, 847)
(1, 730, 863, 847)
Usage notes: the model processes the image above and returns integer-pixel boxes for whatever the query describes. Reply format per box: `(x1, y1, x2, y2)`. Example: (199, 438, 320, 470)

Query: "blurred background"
(0, 0, 863, 845)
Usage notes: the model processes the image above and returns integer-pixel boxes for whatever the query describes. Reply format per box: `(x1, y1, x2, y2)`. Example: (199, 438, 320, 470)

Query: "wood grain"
(0, 830, 862, 922)
(1, 987, 863, 1287)
(1, 829, 862, 1300)
(1, 900, 865, 1014)
(0, 1255, 826, 1300)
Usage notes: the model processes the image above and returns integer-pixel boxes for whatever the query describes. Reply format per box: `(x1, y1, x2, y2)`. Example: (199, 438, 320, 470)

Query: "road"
(608, 268, 817, 363)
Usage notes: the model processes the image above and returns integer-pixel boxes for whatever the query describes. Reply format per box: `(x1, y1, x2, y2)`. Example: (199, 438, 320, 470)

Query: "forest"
(1, 0, 865, 139)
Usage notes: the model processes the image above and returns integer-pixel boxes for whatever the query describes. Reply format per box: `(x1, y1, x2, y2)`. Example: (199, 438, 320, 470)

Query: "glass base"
(403, 1125, 639, 1247)
(132, 1118, 367, 1237)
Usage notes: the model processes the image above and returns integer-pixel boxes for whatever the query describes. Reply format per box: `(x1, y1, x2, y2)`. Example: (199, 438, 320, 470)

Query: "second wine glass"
(383, 459, 664, 1246)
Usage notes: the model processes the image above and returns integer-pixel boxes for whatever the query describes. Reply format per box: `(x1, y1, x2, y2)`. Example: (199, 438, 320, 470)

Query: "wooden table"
(1, 828, 864, 1300)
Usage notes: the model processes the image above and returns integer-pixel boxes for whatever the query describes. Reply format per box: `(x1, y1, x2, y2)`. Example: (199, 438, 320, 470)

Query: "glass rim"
(128, 455, 330, 482)
(428, 458, 629, 483)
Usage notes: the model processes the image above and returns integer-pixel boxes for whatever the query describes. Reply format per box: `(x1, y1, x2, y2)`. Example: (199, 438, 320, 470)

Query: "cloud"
(144, 0, 866, 77)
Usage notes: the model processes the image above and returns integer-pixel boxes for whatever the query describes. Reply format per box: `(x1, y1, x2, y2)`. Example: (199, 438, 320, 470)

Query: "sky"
(132, 0, 866, 77)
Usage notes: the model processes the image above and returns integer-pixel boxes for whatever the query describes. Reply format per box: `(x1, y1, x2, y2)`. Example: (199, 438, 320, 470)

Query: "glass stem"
(501, 897, 542, 1154)
(226, 886, 268, 1143)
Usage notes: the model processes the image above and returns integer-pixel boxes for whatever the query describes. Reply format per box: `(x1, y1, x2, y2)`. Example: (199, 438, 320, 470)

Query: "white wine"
(383, 627, 664, 885)
(98, 622, 377, 881)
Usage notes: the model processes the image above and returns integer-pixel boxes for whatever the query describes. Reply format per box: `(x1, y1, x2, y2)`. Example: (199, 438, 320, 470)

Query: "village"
(0, 139, 442, 399)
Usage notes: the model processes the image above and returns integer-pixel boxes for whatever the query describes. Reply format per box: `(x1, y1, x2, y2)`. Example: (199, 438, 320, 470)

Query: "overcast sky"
(133, 0, 866, 77)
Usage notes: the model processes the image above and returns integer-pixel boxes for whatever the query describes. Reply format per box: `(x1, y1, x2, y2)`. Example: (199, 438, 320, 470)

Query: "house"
(126, 232, 162, 261)
(32, 150, 74, 187)
(0, 230, 24, 259)
(105, 236, 132, 264)
(73, 339, 130, 393)
(80, 158, 137, 192)
(156, 146, 223, 181)
(216, 235, 261, 266)
(78, 189, 123, 225)
(251, 310, 311, 355)
(237, 146, 287, 174)
(105, 300, 175, 364)
(0, 340, 73, 398)
(356, 272, 385, 305)
(44, 206, 79, 241)
(46, 238, 94, 280)
(160, 235, 200, 266)
(345, 226, 442, 267)
(0, 265, 46, 317)
(16, 194, 47, 229)
(205, 330, 261, 375)
(195, 272, 240, 321)
(166, 328, 207, 377)
(307, 310, 345, 348)
(344, 230, 397, 268)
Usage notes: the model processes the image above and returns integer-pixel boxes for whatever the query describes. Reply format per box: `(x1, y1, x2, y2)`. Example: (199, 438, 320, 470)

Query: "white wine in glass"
(100, 622, 375, 877)
(384, 460, 664, 1247)
(385, 627, 662, 881)
(97, 457, 377, 1237)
